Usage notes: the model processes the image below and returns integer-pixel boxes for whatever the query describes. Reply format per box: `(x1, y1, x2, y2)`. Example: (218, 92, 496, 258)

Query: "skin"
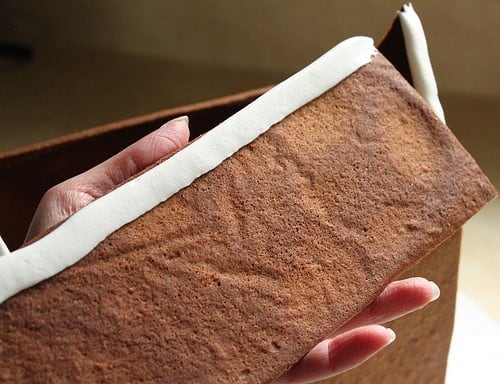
(25, 117, 440, 383)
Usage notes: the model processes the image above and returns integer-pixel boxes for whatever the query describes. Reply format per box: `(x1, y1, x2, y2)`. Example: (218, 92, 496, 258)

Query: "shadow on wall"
(1, 0, 498, 97)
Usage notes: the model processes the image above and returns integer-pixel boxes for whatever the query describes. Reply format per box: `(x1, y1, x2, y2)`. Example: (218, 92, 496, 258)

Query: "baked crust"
(0, 54, 496, 383)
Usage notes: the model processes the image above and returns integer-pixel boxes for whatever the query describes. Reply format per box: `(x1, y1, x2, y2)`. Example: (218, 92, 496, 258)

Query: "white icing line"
(0, 36, 377, 304)
(0, 236, 9, 256)
(399, 3, 446, 122)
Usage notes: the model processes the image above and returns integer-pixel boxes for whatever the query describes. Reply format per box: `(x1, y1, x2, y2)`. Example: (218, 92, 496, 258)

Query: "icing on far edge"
(0, 236, 9, 256)
(399, 3, 446, 122)
(0, 36, 377, 304)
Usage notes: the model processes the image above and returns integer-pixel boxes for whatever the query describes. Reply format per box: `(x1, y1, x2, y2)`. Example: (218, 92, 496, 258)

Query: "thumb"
(25, 116, 190, 242)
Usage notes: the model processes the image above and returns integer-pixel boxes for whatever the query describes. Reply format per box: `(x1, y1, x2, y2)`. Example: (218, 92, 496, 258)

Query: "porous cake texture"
(0, 54, 496, 383)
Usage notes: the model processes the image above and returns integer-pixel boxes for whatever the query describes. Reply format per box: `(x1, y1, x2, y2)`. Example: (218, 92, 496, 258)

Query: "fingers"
(25, 116, 190, 242)
(334, 277, 440, 335)
(275, 325, 395, 384)
(276, 277, 440, 383)
(80, 115, 190, 195)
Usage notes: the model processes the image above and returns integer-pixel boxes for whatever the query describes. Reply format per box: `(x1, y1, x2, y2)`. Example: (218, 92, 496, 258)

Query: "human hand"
(274, 277, 440, 383)
(25, 116, 190, 242)
(25, 116, 440, 383)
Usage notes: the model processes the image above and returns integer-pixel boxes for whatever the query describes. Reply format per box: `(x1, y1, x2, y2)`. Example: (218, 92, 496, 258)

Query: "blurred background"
(0, 0, 498, 380)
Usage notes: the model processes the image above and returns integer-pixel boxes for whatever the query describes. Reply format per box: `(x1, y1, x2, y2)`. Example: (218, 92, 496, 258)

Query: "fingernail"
(386, 328, 396, 344)
(160, 116, 189, 134)
(428, 281, 441, 302)
(170, 115, 189, 124)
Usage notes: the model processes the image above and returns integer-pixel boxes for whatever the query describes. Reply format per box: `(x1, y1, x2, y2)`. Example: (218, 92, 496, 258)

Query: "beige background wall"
(1, 0, 499, 98)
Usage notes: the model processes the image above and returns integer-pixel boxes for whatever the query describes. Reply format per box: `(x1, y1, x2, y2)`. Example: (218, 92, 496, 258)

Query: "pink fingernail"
(171, 115, 189, 124)
(160, 116, 189, 135)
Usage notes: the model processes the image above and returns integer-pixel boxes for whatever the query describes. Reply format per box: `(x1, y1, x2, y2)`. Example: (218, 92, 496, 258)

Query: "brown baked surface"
(321, 230, 461, 384)
(0, 54, 496, 383)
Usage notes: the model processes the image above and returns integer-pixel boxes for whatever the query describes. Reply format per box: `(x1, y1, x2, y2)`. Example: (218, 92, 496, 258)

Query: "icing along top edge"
(0, 36, 377, 304)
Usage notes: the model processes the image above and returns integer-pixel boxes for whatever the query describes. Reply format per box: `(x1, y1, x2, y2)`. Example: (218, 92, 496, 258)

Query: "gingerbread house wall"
(0, 86, 458, 383)
(0, 20, 458, 381)
(320, 231, 459, 384)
